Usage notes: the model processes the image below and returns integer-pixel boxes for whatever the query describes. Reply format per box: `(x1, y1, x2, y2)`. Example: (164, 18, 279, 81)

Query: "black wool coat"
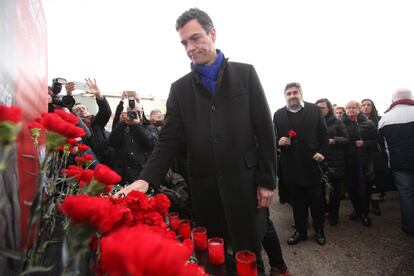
(273, 102, 329, 187)
(109, 101, 159, 186)
(324, 113, 349, 180)
(342, 113, 378, 181)
(140, 59, 276, 253)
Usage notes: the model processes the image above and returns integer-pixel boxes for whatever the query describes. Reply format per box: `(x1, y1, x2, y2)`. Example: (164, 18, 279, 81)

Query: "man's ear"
(209, 27, 216, 43)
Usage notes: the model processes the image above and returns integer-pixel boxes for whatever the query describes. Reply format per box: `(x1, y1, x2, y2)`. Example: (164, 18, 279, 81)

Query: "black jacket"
(342, 113, 377, 181)
(109, 101, 158, 185)
(81, 97, 113, 166)
(140, 59, 275, 253)
(324, 113, 349, 180)
(274, 102, 329, 187)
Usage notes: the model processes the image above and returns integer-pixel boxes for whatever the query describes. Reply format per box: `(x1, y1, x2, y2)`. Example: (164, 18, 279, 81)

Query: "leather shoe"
(315, 229, 326, 245)
(361, 215, 372, 227)
(269, 264, 290, 276)
(349, 210, 360, 221)
(287, 232, 307, 245)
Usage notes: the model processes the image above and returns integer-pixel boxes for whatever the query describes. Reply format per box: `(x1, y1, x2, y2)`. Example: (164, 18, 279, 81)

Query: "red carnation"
(67, 138, 78, 145)
(94, 164, 121, 186)
(75, 156, 85, 165)
(54, 109, 79, 125)
(181, 262, 208, 276)
(288, 130, 297, 138)
(39, 113, 85, 138)
(0, 105, 22, 123)
(148, 193, 171, 217)
(99, 225, 192, 276)
(83, 154, 94, 161)
(78, 143, 90, 152)
(59, 195, 123, 233)
(78, 169, 94, 188)
(62, 165, 84, 177)
(125, 190, 150, 213)
(27, 122, 45, 130)
(142, 212, 166, 228)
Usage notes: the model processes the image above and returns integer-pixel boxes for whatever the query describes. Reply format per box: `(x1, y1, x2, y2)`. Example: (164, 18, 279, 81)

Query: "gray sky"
(43, 0, 414, 114)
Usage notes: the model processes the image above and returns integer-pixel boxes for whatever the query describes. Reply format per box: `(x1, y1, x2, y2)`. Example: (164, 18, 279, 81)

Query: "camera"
(50, 77, 67, 95)
(48, 77, 75, 111)
(124, 91, 141, 120)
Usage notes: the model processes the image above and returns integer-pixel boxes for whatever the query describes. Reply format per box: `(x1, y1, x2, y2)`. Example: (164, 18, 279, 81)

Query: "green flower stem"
(0, 144, 12, 173)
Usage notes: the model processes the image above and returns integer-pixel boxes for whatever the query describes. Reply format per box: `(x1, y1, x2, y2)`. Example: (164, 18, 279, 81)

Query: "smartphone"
(73, 81, 90, 92)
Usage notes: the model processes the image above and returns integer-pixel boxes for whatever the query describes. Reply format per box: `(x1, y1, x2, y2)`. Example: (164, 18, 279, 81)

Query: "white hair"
(392, 88, 413, 101)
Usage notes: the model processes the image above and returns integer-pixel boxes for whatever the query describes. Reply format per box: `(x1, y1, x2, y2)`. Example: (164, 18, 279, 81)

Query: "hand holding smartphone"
(73, 81, 90, 92)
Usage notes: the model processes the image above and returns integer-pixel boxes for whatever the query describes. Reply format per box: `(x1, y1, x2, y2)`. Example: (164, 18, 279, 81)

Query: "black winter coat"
(342, 113, 377, 181)
(109, 101, 158, 185)
(324, 113, 349, 180)
(274, 102, 329, 187)
(140, 59, 276, 253)
(81, 97, 114, 166)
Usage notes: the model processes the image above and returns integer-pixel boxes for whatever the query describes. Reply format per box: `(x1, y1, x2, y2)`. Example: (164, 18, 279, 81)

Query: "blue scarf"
(192, 50, 224, 95)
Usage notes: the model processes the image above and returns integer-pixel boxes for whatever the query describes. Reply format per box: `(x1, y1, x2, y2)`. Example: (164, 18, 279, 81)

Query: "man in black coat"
(109, 92, 158, 186)
(117, 8, 278, 275)
(68, 79, 113, 167)
(274, 82, 329, 245)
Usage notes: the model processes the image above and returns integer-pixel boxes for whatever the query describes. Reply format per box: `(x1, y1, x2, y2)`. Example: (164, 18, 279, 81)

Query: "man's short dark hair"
(175, 8, 214, 33)
(284, 82, 302, 92)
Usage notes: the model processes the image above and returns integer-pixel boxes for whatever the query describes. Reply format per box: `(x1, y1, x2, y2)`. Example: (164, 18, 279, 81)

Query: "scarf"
(386, 98, 414, 112)
(192, 50, 224, 94)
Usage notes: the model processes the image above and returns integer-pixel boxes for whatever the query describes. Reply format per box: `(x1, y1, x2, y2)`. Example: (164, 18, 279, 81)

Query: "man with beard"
(116, 8, 283, 275)
(274, 82, 329, 245)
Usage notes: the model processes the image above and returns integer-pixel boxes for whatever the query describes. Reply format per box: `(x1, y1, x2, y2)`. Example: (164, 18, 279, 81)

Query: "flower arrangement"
(0, 104, 207, 275)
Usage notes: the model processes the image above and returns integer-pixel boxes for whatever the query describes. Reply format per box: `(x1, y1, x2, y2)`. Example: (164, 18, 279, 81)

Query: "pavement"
(266, 191, 414, 276)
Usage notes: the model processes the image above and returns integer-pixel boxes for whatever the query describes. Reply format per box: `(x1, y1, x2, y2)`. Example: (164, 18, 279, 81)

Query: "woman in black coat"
(316, 99, 349, 226)
(361, 99, 394, 215)
(343, 101, 378, 227)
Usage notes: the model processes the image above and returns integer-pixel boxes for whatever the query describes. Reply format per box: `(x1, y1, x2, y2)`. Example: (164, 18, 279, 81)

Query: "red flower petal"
(0, 105, 22, 123)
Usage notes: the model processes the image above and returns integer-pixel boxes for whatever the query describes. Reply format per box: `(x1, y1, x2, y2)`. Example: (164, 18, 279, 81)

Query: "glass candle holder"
(192, 226, 207, 251)
(208, 237, 225, 266)
(179, 219, 191, 239)
(236, 250, 257, 276)
(168, 212, 180, 231)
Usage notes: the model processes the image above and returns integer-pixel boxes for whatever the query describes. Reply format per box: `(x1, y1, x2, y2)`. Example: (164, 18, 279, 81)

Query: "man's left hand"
(257, 187, 274, 208)
(312, 152, 325, 162)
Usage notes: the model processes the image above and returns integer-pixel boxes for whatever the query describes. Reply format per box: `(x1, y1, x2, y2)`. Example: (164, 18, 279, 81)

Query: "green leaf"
(21, 265, 54, 275)
(46, 131, 67, 149)
(0, 246, 23, 260)
(0, 122, 21, 144)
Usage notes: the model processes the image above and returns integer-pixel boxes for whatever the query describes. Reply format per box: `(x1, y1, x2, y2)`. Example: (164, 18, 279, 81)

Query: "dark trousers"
(262, 218, 285, 268)
(327, 180, 342, 220)
(393, 169, 414, 235)
(290, 185, 325, 235)
(347, 161, 370, 216)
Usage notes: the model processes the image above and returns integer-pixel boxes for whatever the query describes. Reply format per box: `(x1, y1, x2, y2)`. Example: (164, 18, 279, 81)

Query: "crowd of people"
(47, 7, 413, 276)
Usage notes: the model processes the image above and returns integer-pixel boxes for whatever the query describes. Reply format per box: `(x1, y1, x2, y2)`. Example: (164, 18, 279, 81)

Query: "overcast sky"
(42, 0, 414, 114)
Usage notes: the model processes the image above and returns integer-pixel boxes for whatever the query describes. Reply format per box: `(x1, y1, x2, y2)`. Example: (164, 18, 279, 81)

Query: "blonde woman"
(343, 101, 377, 226)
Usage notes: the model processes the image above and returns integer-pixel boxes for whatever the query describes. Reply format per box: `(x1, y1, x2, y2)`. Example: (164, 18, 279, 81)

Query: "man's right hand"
(85, 78, 102, 99)
(113, 179, 149, 198)
(278, 137, 291, 146)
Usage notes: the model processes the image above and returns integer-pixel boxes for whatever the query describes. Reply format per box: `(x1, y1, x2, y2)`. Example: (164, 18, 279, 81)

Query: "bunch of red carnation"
(60, 189, 207, 275)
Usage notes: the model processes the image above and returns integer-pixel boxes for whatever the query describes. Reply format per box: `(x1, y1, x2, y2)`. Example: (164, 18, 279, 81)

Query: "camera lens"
(127, 110, 138, 119)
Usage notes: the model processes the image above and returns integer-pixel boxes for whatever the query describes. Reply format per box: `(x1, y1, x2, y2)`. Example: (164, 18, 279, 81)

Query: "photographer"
(109, 91, 158, 186)
(66, 78, 113, 167)
(48, 78, 76, 112)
